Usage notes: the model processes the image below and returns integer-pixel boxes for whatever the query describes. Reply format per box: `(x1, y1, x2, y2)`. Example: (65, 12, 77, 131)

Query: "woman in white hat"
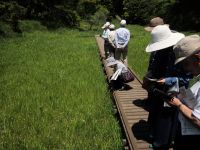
(144, 25, 185, 149)
(101, 22, 110, 58)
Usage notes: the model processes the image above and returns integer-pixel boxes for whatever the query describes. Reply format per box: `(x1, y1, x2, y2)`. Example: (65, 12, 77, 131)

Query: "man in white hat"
(143, 25, 185, 149)
(101, 21, 110, 58)
(107, 24, 116, 57)
(114, 19, 130, 66)
(168, 35, 200, 150)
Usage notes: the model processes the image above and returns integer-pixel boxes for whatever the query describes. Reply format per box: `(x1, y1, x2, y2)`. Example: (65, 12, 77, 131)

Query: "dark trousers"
(108, 44, 115, 57)
(174, 122, 200, 150)
(104, 40, 110, 58)
(148, 93, 177, 148)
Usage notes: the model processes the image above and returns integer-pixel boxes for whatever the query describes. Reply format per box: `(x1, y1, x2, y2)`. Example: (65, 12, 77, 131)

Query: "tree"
(88, 6, 109, 30)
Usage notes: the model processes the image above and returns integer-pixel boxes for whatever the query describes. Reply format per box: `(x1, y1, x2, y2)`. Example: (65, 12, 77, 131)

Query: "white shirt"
(114, 27, 130, 48)
(192, 77, 200, 119)
(108, 30, 116, 47)
(116, 61, 128, 73)
(102, 28, 110, 40)
(111, 61, 128, 81)
(178, 75, 200, 135)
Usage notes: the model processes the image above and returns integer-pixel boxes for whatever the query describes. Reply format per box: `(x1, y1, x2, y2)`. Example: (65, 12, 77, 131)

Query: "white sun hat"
(120, 20, 126, 26)
(145, 25, 185, 53)
(102, 22, 111, 29)
(109, 24, 115, 30)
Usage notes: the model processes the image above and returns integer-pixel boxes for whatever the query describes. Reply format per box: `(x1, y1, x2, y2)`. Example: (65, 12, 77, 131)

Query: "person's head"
(120, 20, 126, 27)
(109, 24, 115, 31)
(144, 17, 168, 32)
(145, 25, 185, 53)
(174, 35, 200, 76)
(102, 22, 110, 29)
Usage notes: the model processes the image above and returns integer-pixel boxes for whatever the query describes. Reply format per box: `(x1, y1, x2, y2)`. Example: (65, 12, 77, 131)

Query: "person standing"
(144, 25, 185, 149)
(143, 16, 169, 110)
(169, 35, 200, 150)
(101, 22, 110, 58)
(114, 20, 130, 66)
(108, 24, 116, 57)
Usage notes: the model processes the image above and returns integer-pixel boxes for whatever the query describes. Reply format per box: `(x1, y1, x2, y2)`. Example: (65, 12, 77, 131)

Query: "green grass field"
(0, 29, 126, 149)
(0, 23, 155, 149)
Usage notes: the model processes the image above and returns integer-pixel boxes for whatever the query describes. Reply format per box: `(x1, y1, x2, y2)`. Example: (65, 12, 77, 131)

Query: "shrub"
(18, 20, 47, 33)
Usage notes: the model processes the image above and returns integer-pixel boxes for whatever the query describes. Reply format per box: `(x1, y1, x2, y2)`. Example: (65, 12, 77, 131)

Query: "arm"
(169, 97, 200, 128)
(121, 30, 130, 48)
(114, 32, 120, 48)
(157, 77, 177, 86)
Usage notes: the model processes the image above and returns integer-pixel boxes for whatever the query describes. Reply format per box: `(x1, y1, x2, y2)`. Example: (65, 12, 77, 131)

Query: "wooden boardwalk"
(95, 35, 152, 150)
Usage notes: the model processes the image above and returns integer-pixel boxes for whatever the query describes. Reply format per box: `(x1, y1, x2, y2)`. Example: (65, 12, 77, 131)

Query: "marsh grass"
(0, 29, 122, 149)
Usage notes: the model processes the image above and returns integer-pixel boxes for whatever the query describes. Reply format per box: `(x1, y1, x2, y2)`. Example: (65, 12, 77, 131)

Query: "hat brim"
(144, 26, 154, 32)
(174, 57, 186, 64)
(102, 25, 106, 29)
(144, 24, 169, 32)
(174, 47, 200, 64)
(146, 32, 185, 53)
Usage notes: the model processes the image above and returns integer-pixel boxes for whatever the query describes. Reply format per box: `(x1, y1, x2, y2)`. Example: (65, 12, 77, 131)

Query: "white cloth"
(116, 61, 128, 73)
(111, 61, 128, 81)
(178, 75, 200, 135)
(108, 30, 116, 47)
(102, 28, 110, 40)
(114, 27, 130, 48)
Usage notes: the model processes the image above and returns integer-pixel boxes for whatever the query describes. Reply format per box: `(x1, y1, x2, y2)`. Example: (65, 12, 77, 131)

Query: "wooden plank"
(95, 35, 155, 150)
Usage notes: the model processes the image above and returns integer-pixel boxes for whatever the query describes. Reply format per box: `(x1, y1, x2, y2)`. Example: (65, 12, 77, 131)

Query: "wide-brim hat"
(144, 17, 169, 32)
(102, 22, 110, 29)
(174, 35, 200, 64)
(109, 24, 115, 30)
(146, 25, 185, 53)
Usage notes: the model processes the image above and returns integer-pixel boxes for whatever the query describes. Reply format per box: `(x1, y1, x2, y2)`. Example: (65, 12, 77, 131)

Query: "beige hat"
(102, 22, 110, 29)
(173, 35, 200, 64)
(146, 25, 185, 52)
(109, 24, 115, 30)
(120, 20, 126, 26)
(144, 17, 168, 32)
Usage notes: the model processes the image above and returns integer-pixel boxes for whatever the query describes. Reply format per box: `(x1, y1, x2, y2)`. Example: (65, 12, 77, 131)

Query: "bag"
(120, 70, 134, 83)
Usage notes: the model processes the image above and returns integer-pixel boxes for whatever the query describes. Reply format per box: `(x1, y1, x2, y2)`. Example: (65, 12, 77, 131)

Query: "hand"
(157, 78, 165, 84)
(168, 97, 182, 107)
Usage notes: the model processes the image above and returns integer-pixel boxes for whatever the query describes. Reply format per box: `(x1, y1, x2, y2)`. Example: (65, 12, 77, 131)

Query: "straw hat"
(144, 17, 168, 32)
(102, 22, 110, 29)
(174, 35, 200, 64)
(145, 25, 185, 53)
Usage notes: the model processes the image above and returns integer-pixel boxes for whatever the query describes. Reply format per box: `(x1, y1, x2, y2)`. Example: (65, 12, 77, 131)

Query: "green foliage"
(123, 0, 200, 31)
(166, 0, 200, 30)
(88, 6, 109, 30)
(18, 20, 47, 32)
(0, 1, 26, 22)
(0, 21, 17, 37)
(123, 0, 162, 24)
(77, 0, 98, 18)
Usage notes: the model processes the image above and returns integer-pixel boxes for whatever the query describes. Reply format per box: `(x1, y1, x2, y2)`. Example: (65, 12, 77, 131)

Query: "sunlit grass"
(0, 29, 122, 149)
